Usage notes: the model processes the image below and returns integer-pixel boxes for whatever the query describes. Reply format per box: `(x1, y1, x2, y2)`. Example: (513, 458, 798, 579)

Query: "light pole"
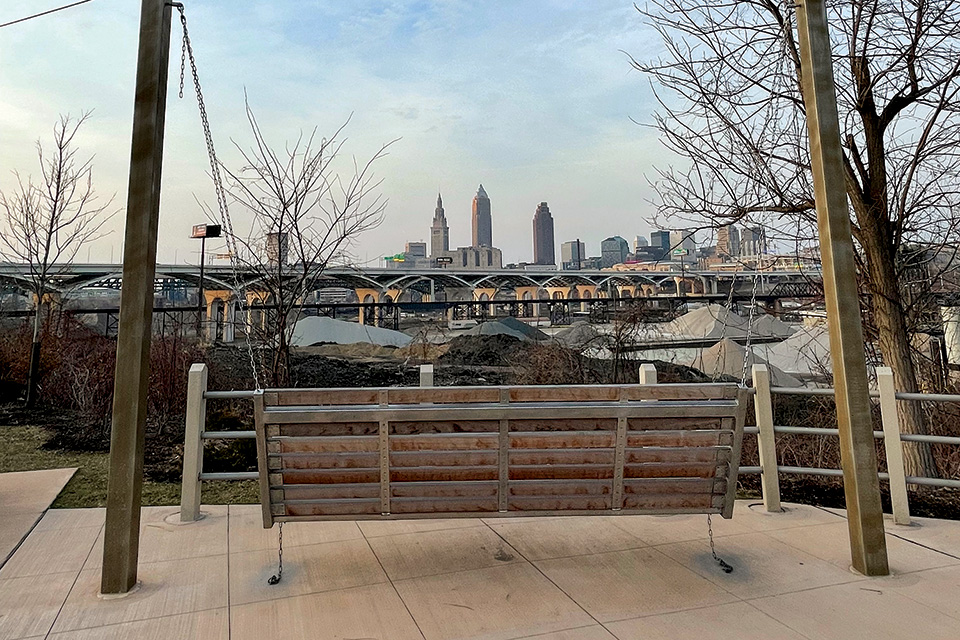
(191, 223, 221, 340)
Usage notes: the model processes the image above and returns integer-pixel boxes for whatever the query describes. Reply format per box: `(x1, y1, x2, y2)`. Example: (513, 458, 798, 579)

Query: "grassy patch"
(0, 425, 257, 508)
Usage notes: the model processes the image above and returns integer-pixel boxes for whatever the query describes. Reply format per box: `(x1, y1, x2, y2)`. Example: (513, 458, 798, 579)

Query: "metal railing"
(179, 359, 957, 527)
(745, 364, 960, 525)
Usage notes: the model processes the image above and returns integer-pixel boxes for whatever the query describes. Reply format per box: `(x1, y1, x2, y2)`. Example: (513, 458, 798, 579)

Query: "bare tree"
(220, 103, 394, 386)
(631, 0, 960, 477)
(0, 113, 113, 406)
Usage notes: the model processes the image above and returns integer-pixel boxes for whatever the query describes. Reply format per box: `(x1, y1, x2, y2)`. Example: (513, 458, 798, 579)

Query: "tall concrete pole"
(101, 0, 174, 594)
(795, 0, 888, 576)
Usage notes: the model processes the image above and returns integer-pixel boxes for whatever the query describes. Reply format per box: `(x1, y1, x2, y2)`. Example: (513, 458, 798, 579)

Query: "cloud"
(0, 0, 664, 265)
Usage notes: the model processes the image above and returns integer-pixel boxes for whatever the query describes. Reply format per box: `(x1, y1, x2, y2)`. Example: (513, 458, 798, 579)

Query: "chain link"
(267, 522, 284, 585)
(175, 5, 262, 390)
(707, 514, 734, 573)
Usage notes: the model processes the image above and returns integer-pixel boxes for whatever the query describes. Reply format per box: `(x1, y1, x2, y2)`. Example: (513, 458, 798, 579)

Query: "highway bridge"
(0, 262, 823, 301)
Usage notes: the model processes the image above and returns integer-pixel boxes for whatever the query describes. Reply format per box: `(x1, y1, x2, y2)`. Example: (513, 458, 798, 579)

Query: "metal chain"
(741, 272, 761, 387)
(175, 5, 262, 390)
(707, 514, 733, 573)
(710, 272, 739, 381)
(267, 522, 284, 585)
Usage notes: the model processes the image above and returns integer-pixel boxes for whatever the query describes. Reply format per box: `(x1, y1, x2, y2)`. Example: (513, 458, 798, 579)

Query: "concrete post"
(420, 364, 435, 388)
(877, 367, 911, 525)
(639, 364, 657, 385)
(180, 364, 207, 522)
(796, 0, 888, 575)
(101, 0, 174, 595)
(752, 365, 781, 512)
(941, 306, 960, 366)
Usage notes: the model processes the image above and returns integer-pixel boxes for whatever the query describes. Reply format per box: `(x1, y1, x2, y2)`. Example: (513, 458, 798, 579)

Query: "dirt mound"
(295, 343, 398, 358)
(439, 334, 525, 367)
(394, 342, 450, 361)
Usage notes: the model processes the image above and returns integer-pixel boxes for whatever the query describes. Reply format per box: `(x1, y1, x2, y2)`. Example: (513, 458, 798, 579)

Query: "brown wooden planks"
(510, 480, 613, 496)
(390, 420, 499, 434)
(390, 434, 498, 451)
(624, 462, 727, 479)
(390, 497, 498, 513)
(275, 436, 379, 453)
(271, 389, 380, 406)
(270, 452, 378, 470)
(387, 387, 501, 405)
(391, 466, 499, 483)
(623, 447, 731, 464)
(621, 478, 726, 495)
(510, 432, 615, 449)
(391, 481, 499, 499)
(279, 484, 380, 501)
(280, 468, 380, 485)
(509, 449, 615, 466)
(509, 418, 617, 432)
(626, 417, 725, 431)
(281, 500, 381, 517)
(273, 423, 379, 437)
(509, 387, 620, 403)
(390, 450, 498, 467)
(508, 495, 612, 511)
(626, 430, 733, 448)
(620, 493, 723, 511)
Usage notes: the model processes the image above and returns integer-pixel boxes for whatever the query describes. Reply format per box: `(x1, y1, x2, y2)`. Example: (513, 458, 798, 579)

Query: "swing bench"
(252, 383, 749, 527)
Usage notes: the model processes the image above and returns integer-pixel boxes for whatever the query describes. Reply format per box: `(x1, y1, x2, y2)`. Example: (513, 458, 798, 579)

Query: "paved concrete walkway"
(0, 468, 76, 568)
(1, 500, 959, 639)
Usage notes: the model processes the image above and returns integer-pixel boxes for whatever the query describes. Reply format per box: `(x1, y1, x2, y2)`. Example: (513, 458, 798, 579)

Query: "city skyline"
(0, 1, 665, 267)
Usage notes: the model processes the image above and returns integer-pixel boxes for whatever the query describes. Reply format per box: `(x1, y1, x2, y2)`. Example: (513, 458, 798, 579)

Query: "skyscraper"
(532, 202, 555, 265)
(650, 230, 671, 260)
(600, 236, 630, 268)
(717, 224, 741, 259)
(430, 193, 449, 257)
(561, 240, 585, 270)
(472, 184, 492, 248)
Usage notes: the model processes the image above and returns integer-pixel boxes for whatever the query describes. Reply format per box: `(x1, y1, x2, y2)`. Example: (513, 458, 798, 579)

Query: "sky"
(0, 0, 668, 266)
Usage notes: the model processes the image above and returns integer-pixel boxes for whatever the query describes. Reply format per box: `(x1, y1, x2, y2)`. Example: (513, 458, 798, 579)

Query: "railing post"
(878, 366, 911, 525)
(420, 363, 435, 387)
(639, 364, 657, 385)
(180, 363, 208, 522)
(752, 364, 781, 512)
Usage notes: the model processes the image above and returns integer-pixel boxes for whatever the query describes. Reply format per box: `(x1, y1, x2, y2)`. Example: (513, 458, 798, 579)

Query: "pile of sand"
(759, 325, 832, 375)
(690, 338, 802, 387)
(665, 304, 796, 340)
(665, 305, 750, 339)
(290, 316, 413, 347)
(554, 321, 604, 348)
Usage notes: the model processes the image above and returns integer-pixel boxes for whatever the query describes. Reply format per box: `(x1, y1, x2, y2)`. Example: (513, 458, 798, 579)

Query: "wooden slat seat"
(253, 384, 748, 526)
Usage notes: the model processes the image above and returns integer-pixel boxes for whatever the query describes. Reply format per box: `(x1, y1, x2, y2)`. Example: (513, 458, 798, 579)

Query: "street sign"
(436, 256, 453, 265)
(190, 223, 222, 239)
(672, 248, 689, 256)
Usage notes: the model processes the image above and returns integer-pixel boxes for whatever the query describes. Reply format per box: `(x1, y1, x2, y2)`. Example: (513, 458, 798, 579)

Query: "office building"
(717, 224, 741, 259)
(650, 230, 671, 260)
(532, 202, 556, 266)
(430, 193, 449, 257)
(472, 184, 492, 247)
(600, 236, 630, 268)
(741, 226, 768, 256)
(669, 230, 697, 259)
(561, 240, 585, 270)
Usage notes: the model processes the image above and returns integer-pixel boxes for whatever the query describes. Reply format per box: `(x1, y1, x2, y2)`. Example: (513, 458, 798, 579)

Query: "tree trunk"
(863, 237, 939, 479)
(24, 301, 43, 407)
